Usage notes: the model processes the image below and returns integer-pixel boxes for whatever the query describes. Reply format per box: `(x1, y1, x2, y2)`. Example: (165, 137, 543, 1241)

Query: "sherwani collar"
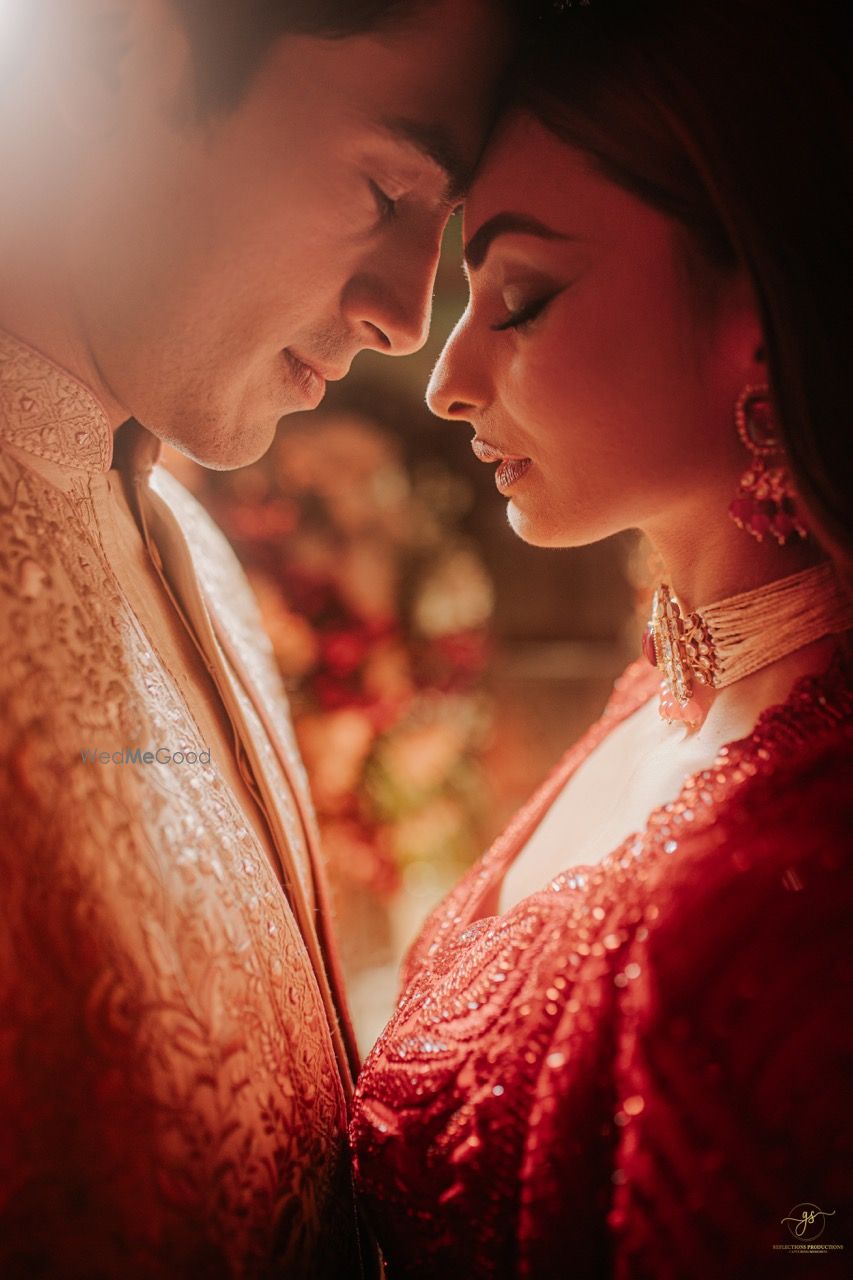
(0, 327, 163, 476)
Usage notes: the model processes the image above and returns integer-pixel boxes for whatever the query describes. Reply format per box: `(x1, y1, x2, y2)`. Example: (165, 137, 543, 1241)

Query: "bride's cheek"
(502, 357, 535, 421)
(519, 340, 564, 418)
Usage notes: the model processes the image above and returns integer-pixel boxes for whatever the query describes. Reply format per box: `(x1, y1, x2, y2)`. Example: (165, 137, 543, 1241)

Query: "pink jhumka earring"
(727, 384, 809, 544)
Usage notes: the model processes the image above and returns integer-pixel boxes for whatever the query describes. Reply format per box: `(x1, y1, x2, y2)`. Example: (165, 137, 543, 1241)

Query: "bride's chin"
(506, 500, 602, 550)
(507, 500, 567, 548)
(506, 503, 542, 545)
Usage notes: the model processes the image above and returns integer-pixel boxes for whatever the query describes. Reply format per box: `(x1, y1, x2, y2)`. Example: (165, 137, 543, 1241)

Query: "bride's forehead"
(462, 116, 582, 236)
(462, 118, 657, 246)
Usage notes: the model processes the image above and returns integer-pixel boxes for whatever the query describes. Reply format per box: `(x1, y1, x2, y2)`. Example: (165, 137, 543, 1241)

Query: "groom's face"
(62, 1, 510, 467)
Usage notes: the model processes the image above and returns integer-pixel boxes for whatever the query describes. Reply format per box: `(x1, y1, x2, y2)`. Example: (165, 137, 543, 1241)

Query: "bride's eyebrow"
(464, 213, 575, 270)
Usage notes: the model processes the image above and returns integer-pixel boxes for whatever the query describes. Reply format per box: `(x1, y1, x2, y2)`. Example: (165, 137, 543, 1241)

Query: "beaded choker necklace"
(642, 561, 853, 729)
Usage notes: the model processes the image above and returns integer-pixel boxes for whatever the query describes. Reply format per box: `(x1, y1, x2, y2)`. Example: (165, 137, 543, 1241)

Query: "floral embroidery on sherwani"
(0, 332, 368, 1279)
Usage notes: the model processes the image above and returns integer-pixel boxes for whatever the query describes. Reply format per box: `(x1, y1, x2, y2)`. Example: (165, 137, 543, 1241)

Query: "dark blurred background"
(165, 218, 644, 1049)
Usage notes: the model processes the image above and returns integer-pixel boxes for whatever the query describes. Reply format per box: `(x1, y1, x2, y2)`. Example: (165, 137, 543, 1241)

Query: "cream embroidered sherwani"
(0, 331, 369, 1279)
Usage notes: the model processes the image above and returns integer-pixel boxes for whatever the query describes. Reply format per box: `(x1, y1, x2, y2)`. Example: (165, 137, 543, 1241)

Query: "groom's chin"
(156, 413, 279, 473)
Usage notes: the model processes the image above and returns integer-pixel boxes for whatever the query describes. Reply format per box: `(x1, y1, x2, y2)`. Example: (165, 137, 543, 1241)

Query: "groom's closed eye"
(368, 180, 399, 223)
(379, 116, 475, 208)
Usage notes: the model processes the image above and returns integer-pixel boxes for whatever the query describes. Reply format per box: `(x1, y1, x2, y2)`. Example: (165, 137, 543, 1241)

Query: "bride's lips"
(471, 436, 532, 493)
(282, 348, 327, 408)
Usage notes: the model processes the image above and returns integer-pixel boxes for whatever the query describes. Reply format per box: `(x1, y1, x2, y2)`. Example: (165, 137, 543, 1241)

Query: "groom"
(0, 2, 511, 1276)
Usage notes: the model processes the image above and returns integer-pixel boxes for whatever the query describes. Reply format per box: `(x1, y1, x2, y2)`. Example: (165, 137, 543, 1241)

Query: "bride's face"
(427, 111, 760, 547)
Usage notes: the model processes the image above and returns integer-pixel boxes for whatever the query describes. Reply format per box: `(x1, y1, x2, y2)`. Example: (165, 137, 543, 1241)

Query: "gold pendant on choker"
(641, 564, 853, 731)
(642, 585, 717, 729)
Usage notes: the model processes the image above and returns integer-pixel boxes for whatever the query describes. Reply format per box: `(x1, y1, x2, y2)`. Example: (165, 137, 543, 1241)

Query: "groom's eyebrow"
(464, 213, 572, 269)
(382, 117, 473, 203)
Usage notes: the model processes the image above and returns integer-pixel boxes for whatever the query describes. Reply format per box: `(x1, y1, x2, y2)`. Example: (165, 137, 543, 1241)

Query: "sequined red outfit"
(351, 654, 853, 1278)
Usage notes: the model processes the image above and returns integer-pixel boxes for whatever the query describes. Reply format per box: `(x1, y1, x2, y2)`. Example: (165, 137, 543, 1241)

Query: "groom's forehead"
(286, 0, 514, 188)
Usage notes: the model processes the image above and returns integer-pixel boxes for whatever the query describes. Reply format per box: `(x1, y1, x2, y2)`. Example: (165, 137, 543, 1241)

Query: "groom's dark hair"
(172, 0, 431, 111)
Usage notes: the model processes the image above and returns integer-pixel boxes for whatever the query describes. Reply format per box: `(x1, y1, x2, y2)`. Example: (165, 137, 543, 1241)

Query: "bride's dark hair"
(514, 0, 852, 559)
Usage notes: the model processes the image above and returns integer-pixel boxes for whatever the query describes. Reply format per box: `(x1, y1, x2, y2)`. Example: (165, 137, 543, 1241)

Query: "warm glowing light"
(0, 2, 28, 79)
(0, 1, 16, 52)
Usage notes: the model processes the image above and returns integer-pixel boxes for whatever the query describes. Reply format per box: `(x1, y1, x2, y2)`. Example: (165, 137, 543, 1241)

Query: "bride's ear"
(715, 265, 766, 388)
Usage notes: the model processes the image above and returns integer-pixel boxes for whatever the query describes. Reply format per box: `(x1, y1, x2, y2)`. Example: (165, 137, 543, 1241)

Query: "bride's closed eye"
(491, 284, 566, 333)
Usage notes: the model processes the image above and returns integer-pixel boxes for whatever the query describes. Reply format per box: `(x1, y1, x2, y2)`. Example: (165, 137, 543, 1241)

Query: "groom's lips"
(281, 348, 350, 407)
(282, 348, 350, 408)
(471, 436, 532, 493)
(282, 348, 326, 408)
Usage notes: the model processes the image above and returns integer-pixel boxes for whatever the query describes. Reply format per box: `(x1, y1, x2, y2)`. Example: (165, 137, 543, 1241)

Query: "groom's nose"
(342, 235, 440, 358)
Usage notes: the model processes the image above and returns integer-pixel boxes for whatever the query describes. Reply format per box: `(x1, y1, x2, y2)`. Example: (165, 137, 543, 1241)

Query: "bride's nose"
(426, 319, 487, 422)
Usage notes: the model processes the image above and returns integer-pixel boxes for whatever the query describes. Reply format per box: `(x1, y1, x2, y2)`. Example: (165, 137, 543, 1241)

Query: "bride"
(350, 1, 853, 1275)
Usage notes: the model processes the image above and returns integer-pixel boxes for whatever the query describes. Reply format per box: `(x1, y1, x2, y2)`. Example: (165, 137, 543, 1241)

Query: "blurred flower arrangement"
(166, 412, 495, 904)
